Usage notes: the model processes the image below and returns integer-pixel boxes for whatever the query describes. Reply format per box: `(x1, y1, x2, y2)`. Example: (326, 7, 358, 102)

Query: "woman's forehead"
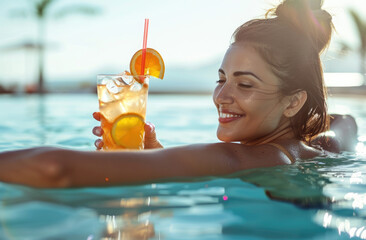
(220, 44, 281, 85)
(222, 44, 264, 68)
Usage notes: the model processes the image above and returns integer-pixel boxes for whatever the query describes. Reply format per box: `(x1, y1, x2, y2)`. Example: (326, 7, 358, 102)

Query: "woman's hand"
(329, 114, 358, 152)
(92, 112, 163, 150)
(311, 114, 358, 153)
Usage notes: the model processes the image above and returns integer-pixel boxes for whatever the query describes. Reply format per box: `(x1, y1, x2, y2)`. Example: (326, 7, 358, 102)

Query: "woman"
(0, 0, 358, 188)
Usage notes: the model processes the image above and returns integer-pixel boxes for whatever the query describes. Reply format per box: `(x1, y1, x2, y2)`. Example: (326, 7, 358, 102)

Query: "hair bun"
(311, 9, 332, 22)
(271, 0, 333, 53)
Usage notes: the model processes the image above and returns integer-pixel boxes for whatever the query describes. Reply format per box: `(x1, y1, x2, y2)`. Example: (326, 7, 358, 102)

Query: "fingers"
(144, 122, 163, 149)
(92, 126, 103, 137)
(93, 127, 104, 150)
(93, 112, 101, 121)
(95, 139, 104, 150)
(144, 121, 155, 133)
(93, 112, 103, 150)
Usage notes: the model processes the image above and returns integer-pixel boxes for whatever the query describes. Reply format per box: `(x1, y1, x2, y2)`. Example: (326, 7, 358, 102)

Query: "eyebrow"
(218, 69, 263, 82)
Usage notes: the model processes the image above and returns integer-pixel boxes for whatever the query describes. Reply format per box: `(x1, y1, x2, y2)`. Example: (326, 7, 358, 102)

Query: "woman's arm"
(311, 114, 358, 153)
(0, 143, 284, 188)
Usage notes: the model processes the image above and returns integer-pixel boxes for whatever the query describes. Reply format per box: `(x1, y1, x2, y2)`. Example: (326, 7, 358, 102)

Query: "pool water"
(0, 94, 366, 240)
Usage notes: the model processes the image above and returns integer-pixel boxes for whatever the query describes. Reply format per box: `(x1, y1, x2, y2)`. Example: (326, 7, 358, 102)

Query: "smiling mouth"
(218, 112, 244, 123)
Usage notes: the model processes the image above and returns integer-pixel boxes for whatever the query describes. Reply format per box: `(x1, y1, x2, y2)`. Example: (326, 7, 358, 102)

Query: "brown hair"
(232, 0, 334, 142)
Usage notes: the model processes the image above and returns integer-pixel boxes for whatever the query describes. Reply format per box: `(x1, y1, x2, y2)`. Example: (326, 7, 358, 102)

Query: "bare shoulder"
(312, 114, 358, 153)
(279, 140, 331, 160)
(210, 140, 340, 166)
(201, 142, 295, 169)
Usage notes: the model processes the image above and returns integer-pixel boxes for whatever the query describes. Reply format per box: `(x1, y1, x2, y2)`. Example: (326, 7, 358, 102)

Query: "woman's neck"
(241, 121, 294, 146)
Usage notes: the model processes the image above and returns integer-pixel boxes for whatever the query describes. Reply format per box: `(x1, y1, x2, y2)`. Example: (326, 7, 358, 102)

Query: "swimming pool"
(0, 93, 366, 240)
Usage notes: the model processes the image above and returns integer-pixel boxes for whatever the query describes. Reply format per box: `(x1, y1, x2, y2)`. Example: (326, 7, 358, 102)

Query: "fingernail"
(92, 126, 99, 135)
(146, 122, 155, 131)
(95, 139, 103, 149)
(93, 112, 101, 121)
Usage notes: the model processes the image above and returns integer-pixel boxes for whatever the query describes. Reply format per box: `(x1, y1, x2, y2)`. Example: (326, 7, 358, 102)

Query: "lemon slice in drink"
(130, 48, 165, 82)
(111, 113, 145, 149)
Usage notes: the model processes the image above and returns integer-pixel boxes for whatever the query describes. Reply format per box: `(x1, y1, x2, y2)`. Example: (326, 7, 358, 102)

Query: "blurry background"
(0, 0, 365, 94)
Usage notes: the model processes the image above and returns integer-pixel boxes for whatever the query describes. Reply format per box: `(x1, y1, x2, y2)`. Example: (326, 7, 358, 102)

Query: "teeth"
(219, 112, 241, 118)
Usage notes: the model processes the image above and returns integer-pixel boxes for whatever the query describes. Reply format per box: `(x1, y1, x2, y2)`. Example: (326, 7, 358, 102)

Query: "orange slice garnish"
(130, 48, 165, 80)
(111, 113, 145, 149)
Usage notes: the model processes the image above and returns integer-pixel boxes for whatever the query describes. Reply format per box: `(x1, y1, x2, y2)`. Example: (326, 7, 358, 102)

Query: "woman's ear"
(283, 90, 307, 118)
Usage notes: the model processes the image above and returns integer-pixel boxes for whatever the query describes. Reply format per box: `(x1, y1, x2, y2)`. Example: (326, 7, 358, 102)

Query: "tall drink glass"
(97, 74, 149, 150)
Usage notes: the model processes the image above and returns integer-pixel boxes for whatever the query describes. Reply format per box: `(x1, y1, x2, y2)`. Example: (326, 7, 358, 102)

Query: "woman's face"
(213, 43, 290, 143)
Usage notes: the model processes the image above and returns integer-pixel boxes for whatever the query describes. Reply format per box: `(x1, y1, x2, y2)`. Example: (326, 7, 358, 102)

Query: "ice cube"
(100, 77, 111, 85)
(106, 79, 121, 94)
(98, 85, 113, 103)
(130, 82, 142, 92)
(121, 75, 134, 85)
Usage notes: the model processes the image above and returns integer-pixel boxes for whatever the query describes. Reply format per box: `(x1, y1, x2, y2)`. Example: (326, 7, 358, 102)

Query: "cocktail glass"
(97, 74, 149, 150)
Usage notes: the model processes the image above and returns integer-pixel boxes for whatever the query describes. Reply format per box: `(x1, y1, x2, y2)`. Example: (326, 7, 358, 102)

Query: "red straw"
(140, 18, 149, 75)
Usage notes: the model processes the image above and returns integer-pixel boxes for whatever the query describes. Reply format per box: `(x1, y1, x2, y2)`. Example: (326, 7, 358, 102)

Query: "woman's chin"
(217, 133, 236, 143)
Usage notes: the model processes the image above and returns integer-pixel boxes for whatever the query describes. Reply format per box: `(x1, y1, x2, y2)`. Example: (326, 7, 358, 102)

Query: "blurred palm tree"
(10, 0, 100, 94)
(340, 9, 366, 85)
(350, 9, 366, 84)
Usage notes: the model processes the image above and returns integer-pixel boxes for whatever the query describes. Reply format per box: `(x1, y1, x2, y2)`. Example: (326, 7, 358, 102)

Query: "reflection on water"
(357, 141, 366, 154)
(0, 94, 366, 239)
(102, 214, 155, 240)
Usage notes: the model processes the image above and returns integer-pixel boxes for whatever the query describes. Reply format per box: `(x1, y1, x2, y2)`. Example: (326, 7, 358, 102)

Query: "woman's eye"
(216, 79, 225, 84)
(238, 83, 252, 88)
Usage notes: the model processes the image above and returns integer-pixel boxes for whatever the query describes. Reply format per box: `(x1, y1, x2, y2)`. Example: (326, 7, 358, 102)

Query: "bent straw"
(140, 18, 149, 75)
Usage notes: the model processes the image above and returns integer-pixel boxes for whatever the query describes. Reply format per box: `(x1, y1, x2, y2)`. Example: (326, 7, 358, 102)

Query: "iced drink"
(97, 74, 149, 150)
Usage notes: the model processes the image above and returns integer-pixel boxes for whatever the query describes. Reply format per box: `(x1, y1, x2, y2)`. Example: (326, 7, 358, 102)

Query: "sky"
(0, 0, 365, 89)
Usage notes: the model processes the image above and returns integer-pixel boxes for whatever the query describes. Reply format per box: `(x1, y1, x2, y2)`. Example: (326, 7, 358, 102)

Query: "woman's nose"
(214, 83, 234, 104)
